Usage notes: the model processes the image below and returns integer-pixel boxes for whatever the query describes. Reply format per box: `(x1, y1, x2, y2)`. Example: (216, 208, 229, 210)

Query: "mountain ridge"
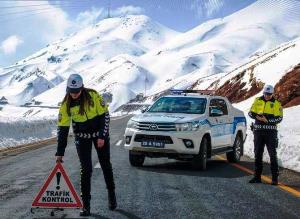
(1, 0, 300, 111)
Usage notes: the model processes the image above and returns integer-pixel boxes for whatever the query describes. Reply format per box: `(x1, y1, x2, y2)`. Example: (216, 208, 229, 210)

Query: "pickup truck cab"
(124, 91, 247, 170)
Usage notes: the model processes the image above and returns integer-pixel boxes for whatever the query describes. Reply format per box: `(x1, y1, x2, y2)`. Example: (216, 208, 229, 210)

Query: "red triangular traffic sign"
(32, 162, 82, 208)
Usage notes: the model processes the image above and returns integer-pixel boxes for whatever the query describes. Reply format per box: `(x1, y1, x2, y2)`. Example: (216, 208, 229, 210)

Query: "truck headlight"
(191, 121, 200, 131)
(176, 121, 200, 131)
(127, 119, 138, 129)
(176, 123, 189, 131)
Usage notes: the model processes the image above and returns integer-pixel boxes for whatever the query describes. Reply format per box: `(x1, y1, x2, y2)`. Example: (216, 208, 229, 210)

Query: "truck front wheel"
(129, 151, 145, 167)
(192, 137, 208, 170)
(227, 133, 243, 163)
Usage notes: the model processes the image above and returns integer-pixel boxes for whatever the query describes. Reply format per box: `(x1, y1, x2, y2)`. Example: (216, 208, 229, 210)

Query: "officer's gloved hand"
(97, 138, 105, 148)
(256, 115, 268, 123)
(56, 156, 64, 163)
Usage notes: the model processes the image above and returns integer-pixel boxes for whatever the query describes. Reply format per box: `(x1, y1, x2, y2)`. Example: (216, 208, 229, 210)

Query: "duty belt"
(253, 124, 277, 130)
(76, 131, 101, 139)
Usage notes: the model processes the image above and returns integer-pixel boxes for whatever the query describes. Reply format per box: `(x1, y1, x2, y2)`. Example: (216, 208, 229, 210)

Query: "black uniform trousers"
(253, 130, 279, 178)
(75, 136, 115, 205)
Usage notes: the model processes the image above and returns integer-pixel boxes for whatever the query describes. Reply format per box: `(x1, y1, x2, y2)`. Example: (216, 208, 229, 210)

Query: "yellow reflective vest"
(58, 90, 108, 127)
(249, 96, 283, 130)
(56, 89, 110, 156)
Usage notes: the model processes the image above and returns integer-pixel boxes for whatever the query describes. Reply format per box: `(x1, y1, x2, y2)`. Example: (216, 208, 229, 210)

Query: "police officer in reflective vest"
(55, 74, 117, 216)
(248, 85, 283, 185)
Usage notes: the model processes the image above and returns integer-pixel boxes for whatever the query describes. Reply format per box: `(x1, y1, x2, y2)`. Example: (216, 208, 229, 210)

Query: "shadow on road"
(139, 158, 300, 189)
(90, 213, 111, 219)
(139, 159, 253, 178)
(89, 209, 141, 219)
(114, 209, 143, 219)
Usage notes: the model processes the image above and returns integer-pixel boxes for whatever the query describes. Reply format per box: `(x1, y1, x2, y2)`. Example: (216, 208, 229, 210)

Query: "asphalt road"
(0, 115, 299, 219)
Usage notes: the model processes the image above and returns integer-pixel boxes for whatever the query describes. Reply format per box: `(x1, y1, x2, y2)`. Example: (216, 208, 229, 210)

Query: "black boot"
(249, 176, 261, 183)
(108, 190, 117, 210)
(80, 198, 91, 216)
(271, 175, 278, 185)
(80, 206, 90, 216)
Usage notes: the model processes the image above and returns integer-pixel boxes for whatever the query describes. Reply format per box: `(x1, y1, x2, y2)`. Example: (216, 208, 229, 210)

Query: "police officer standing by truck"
(55, 74, 117, 216)
(248, 85, 283, 185)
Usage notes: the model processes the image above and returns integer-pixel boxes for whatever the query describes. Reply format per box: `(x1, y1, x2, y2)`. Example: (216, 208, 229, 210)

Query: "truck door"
(208, 99, 232, 147)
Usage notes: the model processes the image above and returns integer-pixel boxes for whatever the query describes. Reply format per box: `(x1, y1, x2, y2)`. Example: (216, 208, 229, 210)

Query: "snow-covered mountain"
(0, 15, 179, 106)
(191, 37, 300, 106)
(143, 0, 300, 95)
(1, 0, 300, 111)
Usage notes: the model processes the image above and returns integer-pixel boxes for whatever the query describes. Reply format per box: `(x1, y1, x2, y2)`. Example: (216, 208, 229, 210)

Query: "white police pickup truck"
(124, 90, 247, 170)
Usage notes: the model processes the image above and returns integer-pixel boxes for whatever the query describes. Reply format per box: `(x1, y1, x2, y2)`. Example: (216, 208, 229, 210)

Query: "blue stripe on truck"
(232, 117, 246, 134)
(199, 117, 246, 137)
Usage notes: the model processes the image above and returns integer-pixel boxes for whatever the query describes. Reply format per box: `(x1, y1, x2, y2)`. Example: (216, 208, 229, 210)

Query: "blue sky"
(0, 0, 256, 66)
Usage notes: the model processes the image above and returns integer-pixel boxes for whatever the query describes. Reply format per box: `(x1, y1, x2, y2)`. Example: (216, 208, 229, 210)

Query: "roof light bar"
(170, 89, 215, 95)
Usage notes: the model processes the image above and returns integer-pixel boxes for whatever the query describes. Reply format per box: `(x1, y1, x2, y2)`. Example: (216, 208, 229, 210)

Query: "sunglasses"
(264, 92, 273, 96)
(70, 92, 81, 96)
(67, 88, 82, 94)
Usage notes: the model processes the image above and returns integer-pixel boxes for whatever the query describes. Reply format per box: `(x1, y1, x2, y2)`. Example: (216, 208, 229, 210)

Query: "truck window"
(148, 97, 207, 114)
(209, 99, 228, 115)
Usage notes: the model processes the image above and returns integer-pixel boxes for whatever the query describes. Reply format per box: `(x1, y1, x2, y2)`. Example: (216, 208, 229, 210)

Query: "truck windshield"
(148, 97, 206, 114)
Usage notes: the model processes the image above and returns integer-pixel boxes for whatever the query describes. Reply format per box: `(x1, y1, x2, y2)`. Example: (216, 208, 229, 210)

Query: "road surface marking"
(94, 162, 101, 169)
(116, 140, 122, 146)
(216, 155, 300, 198)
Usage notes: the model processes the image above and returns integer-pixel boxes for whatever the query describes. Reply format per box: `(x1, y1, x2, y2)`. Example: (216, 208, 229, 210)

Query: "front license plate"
(141, 141, 165, 148)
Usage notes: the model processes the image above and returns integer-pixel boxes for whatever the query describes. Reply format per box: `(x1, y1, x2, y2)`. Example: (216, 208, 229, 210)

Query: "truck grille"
(136, 122, 176, 131)
(134, 134, 173, 144)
